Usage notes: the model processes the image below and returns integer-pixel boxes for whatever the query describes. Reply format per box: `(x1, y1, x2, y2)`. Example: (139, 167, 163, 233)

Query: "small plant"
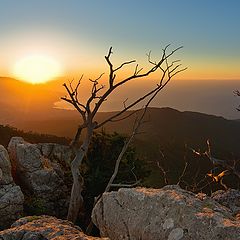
(24, 196, 47, 215)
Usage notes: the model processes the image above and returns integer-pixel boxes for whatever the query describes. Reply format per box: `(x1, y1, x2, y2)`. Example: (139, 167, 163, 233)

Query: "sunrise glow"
(13, 55, 61, 84)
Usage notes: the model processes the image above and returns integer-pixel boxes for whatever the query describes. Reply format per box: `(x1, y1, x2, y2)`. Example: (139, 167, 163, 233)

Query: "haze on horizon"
(0, 0, 240, 122)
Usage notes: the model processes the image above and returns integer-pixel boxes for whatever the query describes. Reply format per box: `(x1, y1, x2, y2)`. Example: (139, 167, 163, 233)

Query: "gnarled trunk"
(67, 151, 85, 222)
(67, 125, 94, 223)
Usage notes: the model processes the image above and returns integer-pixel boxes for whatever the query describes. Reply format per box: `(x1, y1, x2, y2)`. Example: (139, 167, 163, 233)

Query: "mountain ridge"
(1, 106, 240, 188)
(7, 106, 239, 157)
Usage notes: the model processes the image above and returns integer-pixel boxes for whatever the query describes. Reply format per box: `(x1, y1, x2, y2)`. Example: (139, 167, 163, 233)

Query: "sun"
(13, 55, 61, 84)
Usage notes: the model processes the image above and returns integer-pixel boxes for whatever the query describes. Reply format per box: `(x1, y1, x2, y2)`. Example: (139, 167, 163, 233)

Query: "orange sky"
(0, 1, 240, 123)
(1, 1, 240, 82)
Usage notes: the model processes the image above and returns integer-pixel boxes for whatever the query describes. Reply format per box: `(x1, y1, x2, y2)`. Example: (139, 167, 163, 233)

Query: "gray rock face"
(7, 137, 25, 162)
(0, 215, 109, 239)
(92, 185, 240, 240)
(38, 143, 74, 166)
(8, 137, 74, 217)
(212, 189, 240, 216)
(0, 145, 13, 185)
(0, 145, 24, 230)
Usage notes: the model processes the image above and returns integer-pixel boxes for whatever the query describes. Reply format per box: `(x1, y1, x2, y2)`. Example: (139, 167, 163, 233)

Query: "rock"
(37, 143, 74, 166)
(0, 145, 13, 185)
(7, 137, 25, 183)
(0, 184, 24, 230)
(0, 145, 24, 230)
(0, 215, 109, 239)
(7, 137, 25, 162)
(7, 137, 74, 217)
(212, 189, 240, 215)
(92, 185, 240, 240)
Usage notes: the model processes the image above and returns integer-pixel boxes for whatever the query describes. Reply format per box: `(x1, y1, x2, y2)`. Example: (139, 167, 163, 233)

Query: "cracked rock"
(7, 137, 74, 218)
(0, 145, 24, 230)
(92, 185, 240, 240)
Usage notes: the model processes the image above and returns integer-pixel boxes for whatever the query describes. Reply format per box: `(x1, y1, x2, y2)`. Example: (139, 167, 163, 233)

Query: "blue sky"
(0, 0, 240, 79)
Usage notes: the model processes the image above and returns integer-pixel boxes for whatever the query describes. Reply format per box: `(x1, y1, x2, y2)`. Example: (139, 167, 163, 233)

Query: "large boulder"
(92, 185, 240, 240)
(0, 215, 109, 239)
(0, 145, 24, 230)
(7, 137, 74, 217)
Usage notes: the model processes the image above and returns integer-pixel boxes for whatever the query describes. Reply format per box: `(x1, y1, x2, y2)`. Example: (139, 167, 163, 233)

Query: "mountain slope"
(1, 107, 240, 190)
(0, 124, 70, 148)
(15, 107, 240, 154)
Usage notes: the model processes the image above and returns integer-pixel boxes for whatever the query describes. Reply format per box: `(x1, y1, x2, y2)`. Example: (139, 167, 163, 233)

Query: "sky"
(0, 0, 240, 80)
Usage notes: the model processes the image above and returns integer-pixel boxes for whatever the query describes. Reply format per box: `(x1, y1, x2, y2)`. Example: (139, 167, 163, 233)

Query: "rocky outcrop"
(212, 189, 240, 216)
(92, 185, 240, 240)
(0, 145, 24, 230)
(0, 215, 109, 239)
(7, 137, 74, 217)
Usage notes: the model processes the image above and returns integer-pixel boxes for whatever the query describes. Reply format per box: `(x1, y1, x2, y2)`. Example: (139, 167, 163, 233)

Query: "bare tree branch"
(190, 140, 240, 192)
(177, 161, 188, 185)
(91, 46, 186, 120)
(108, 109, 140, 122)
(86, 73, 105, 112)
(114, 60, 136, 72)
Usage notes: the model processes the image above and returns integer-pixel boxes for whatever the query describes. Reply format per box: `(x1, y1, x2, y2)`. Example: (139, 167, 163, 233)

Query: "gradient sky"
(0, 0, 240, 80)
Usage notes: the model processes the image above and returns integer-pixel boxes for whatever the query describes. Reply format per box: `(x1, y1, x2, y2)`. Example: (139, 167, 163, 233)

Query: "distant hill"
(11, 107, 240, 188)
(0, 77, 64, 125)
(15, 107, 240, 154)
(1, 107, 240, 191)
(0, 124, 70, 148)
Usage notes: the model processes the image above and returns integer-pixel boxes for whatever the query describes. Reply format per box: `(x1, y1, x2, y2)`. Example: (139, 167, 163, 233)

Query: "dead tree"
(62, 45, 186, 223)
(190, 140, 240, 191)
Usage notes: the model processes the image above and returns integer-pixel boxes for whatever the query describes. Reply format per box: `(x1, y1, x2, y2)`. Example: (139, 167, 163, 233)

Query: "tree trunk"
(67, 150, 85, 222)
(67, 124, 94, 223)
